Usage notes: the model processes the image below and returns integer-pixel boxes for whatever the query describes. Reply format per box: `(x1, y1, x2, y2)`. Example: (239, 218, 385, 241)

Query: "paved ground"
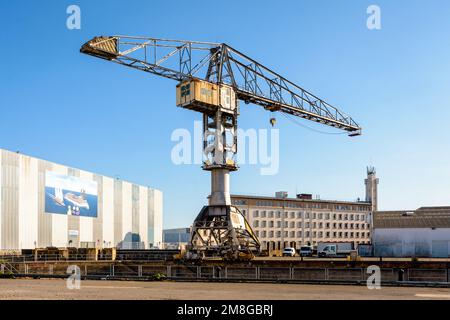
(0, 279, 449, 300)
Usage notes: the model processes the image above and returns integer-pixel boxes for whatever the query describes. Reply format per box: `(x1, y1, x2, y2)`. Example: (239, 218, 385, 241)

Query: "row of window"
(250, 210, 367, 222)
(256, 230, 370, 239)
(233, 199, 370, 211)
(252, 220, 369, 230)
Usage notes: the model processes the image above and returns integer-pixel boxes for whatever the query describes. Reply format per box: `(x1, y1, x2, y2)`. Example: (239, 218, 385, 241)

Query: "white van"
(282, 247, 296, 257)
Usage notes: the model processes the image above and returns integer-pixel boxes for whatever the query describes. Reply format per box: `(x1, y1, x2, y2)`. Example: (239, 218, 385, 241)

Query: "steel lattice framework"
(81, 36, 361, 134)
(81, 35, 362, 259)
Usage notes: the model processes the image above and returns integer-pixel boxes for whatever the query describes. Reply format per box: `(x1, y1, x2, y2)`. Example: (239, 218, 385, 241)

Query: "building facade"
(0, 149, 163, 250)
(373, 207, 450, 258)
(163, 228, 190, 249)
(231, 170, 377, 251)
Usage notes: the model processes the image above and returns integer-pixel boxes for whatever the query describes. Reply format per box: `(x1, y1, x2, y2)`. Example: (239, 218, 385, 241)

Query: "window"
(284, 221, 288, 228)
(318, 232, 323, 238)
(325, 223, 330, 229)
(290, 212, 295, 219)
(276, 221, 281, 228)
(344, 214, 348, 220)
(312, 231, 317, 238)
(276, 211, 281, 218)
(312, 222, 316, 228)
(313, 213, 317, 219)
(253, 220, 259, 228)
(268, 211, 274, 218)
(255, 231, 260, 237)
(269, 231, 274, 237)
(297, 212, 303, 219)
(253, 210, 259, 218)
(290, 221, 295, 228)
(290, 231, 295, 238)
(297, 221, 302, 228)
(261, 211, 267, 218)
(261, 221, 267, 228)
(318, 222, 323, 228)
(269, 221, 274, 228)
(325, 213, 330, 220)
(297, 231, 302, 237)
(332, 214, 336, 220)
(338, 214, 342, 220)
(284, 231, 288, 237)
(305, 212, 310, 219)
(318, 213, 323, 219)
(284, 212, 288, 218)
(326, 232, 330, 238)
(305, 222, 310, 228)
(350, 214, 354, 220)
(276, 231, 281, 237)
(333, 232, 337, 237)
(261, 231, 267, 237)
(305, 231, 310, 237)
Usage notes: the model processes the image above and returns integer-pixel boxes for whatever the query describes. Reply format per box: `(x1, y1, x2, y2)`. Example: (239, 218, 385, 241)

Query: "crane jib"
(80, 35, 361, 136)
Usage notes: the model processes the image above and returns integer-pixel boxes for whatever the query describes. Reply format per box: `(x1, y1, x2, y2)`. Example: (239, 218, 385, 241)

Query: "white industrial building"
(231, 168, 378, 251)
(373, 207, 450, 257)
(0, 148, 163, 251)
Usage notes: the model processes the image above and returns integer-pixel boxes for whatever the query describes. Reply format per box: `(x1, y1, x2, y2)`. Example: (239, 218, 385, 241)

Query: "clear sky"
(1, 0, 450, 229)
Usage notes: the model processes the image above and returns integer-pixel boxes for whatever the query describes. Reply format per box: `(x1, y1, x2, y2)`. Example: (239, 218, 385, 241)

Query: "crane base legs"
(188, 205, 260, 260)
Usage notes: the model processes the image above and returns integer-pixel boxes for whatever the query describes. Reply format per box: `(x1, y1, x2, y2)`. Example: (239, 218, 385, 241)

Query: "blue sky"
(1, 0, 450, 228)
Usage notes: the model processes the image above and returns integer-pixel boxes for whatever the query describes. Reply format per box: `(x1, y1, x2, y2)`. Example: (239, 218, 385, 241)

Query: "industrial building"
(231, 168, 378, 251)
(163, 228, 190, 249)
(0, 149, 163, 251)
(373, 207, 450, 258)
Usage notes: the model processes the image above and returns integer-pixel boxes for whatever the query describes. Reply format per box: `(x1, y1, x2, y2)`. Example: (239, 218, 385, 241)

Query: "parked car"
(299, 246, 313, 257)
(282, 247, 296, 257)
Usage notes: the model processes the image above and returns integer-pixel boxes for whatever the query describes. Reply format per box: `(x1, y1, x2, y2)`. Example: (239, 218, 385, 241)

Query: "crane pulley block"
(264, 104, 282, 112)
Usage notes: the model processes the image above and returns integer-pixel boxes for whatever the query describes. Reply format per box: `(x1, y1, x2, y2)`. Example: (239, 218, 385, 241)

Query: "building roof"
(373, 207, 450, 229)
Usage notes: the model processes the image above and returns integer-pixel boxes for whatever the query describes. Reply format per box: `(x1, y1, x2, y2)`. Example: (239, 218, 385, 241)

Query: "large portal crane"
(80, 36, 361, 259)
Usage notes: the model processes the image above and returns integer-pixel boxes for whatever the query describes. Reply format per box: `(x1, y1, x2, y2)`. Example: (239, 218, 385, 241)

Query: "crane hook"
(270, 117, 276, 127)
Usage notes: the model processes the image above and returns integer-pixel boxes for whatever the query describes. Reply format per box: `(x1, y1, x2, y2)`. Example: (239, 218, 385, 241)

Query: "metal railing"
(3, 263, 449, 286)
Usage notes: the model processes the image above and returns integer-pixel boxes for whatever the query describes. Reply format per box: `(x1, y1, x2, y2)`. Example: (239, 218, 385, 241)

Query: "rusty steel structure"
(80, 35, 361, 259)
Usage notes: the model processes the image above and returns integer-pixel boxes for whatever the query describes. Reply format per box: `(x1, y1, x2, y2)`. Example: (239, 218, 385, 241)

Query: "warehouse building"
(373, 207, 450, 258)
(231, 168, 377, 251)
(0, 149, 163, 251)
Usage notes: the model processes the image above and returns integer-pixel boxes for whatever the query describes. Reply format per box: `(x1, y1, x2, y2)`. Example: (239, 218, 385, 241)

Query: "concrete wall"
(373, 228, 450, 257)
(0, 149, 163, 250)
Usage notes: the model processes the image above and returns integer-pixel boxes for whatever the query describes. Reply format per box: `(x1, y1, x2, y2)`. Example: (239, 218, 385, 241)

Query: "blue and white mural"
(45, 171, 98, 218)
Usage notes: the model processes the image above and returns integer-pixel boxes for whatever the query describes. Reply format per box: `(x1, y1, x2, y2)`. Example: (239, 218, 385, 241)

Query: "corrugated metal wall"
(0, 149, 163, 250)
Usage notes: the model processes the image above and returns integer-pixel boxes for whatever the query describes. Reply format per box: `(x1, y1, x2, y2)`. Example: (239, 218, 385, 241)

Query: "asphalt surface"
(0, 279, 449, 300)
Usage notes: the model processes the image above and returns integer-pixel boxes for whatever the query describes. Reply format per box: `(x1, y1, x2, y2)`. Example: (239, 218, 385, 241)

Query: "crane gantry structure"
(81, 35, 361, 259)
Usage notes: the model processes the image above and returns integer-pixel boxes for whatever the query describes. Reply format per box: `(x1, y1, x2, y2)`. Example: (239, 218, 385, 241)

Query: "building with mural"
(0, 149, 163, 250)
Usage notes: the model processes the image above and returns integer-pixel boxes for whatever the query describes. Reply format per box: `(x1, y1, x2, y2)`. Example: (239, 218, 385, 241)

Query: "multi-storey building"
(231, 169, 377, 251)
